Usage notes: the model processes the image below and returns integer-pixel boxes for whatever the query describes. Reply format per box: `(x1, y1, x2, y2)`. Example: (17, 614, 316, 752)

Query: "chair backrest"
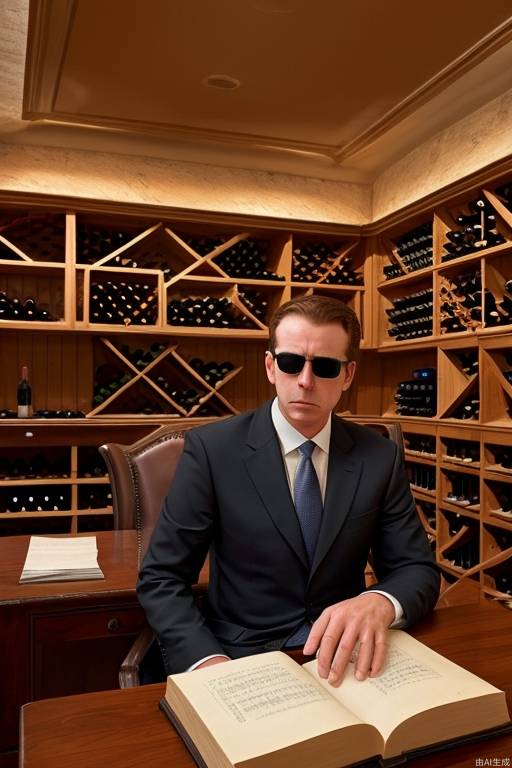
(350, 420, 405, 585)
(99, 426, 185, 564)
(351, 419, 405, 462)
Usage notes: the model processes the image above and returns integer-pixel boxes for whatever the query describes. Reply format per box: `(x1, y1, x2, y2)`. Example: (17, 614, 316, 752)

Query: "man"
(137, 295, 439, 685)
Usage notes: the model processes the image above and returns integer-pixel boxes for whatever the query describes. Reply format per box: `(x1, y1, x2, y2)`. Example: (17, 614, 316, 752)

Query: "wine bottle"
(409, 463, 435, 490)
(393, 223, 433, 277)
(10, 458, 28, 478)
(457, 351, 479, 375)
(0, 241, 22, 261)
(445, 533, 479, 570)
(407, 435, 435, 454)
(0, 289, 57, 322)
(219, 360, 235, 377)
(167, 295, 245, 328)
(292, 242, 362, 284)
(495, 574, 512, 595)
(90, 281, 157, 326)
(445, 511, 464, 535)
(76, 224, 132, 264)
(23, 297, 37, 319)
(17, 366, 33, 418)
(418, 501, 436, 530)
(383, 263, 404, 280)
(0, 456, 10, 478)
(214, 238, 284, 281)
(387, 290, 433, 340)
(395, 376, 437, 417)
(498, 450, 512, 469)
(6, 492, 23, 513)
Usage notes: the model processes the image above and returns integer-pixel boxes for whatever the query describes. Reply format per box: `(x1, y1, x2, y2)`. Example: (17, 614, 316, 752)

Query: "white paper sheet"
(20, 536, 104, 582)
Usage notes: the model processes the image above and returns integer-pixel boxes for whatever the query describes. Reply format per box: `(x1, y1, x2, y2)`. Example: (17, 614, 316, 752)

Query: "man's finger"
(303, 611, 331, 655)
(317, 630, 347, 678)
(322, 629, 356, 683)
(369, 632, 388, 677)
(353, 637, 374, 681)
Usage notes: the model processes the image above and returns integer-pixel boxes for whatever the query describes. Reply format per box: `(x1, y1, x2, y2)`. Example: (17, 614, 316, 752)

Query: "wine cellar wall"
(0, 206, 366, 534)
(1, 166, 512, 606)
(366, 176, 512, 608)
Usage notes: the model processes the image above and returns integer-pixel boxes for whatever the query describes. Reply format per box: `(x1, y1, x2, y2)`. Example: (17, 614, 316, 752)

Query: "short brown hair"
(268, 295, 361, 361)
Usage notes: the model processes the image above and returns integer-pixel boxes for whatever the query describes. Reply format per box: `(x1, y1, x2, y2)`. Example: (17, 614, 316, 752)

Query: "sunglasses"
(272, 352, 349, 379)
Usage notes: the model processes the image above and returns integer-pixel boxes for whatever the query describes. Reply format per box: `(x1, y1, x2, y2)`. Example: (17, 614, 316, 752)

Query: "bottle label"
(17, 404, 33, 418)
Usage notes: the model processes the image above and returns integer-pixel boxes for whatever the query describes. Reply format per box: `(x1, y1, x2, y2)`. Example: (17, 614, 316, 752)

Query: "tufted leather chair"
(99, 425, 208, 686)
(100, 425, 187, 567)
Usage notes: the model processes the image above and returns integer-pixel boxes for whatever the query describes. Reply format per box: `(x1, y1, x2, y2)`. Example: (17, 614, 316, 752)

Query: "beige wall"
(1, 85, 512, 225)
(372, 86, 512, 221)
(0, 143, 371, 225)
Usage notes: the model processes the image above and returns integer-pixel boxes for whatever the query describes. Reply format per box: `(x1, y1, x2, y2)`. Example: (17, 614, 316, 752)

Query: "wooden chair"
(100, 419, 406, 687)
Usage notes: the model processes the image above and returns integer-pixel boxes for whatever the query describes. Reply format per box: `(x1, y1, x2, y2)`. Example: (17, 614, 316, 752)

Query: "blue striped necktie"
(285, 440, 323, 647)
(294, 440, 323, 564)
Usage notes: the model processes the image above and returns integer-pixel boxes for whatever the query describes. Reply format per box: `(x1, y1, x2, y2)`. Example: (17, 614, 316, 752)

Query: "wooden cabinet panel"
(0, 530, 142, 762)
(31, 604, 146, 699)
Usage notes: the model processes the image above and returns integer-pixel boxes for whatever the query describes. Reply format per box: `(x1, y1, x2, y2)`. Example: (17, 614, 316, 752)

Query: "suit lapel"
(310, 417, 363, 577)
(243, 403, 309, 569)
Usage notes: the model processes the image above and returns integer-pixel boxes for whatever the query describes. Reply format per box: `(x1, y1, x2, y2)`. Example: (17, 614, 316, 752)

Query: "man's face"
(265, 314, 356, 438)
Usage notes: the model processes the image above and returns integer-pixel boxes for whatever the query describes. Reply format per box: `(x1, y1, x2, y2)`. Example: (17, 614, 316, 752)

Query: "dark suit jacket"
(137, 402, 440, 673)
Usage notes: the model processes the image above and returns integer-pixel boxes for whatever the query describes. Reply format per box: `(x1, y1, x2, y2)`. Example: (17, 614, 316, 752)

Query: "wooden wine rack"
(0, 205, 366, 532)
(1, 165, 512, 609)
(358, 173, 512, 609)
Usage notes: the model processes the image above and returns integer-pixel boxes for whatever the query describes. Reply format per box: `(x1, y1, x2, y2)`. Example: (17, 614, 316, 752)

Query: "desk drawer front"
(31, 603, 146, 699)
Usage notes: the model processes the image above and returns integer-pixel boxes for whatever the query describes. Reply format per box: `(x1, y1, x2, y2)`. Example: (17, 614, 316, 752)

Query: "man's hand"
(303, 593, 395, 686)
(194, 656, 230, 670)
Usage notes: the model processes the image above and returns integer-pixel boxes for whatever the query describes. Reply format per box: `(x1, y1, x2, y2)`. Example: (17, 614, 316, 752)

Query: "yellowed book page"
(168, 651, 378, 765)
(305, 629, 507, 743)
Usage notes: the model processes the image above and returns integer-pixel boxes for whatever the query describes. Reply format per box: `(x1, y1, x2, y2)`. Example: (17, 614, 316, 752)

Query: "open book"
(160, 629, 511, 768)
(19, 536, 104, 583)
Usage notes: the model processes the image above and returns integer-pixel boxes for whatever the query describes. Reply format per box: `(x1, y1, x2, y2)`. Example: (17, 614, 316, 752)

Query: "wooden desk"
(21, 601, 512, 768)
(0, 530, 145, 768)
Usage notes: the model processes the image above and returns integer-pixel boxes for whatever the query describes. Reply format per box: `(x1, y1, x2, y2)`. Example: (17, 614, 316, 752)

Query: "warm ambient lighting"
(202, 74, 240, 90)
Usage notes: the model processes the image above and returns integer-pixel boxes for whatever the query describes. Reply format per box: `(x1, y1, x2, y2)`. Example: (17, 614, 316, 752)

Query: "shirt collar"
(271, 397, 331, 455)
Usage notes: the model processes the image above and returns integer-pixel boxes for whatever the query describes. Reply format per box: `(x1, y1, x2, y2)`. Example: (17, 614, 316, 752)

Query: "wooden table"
(20, 601, 512, 768)
(0, 530, 145, 768)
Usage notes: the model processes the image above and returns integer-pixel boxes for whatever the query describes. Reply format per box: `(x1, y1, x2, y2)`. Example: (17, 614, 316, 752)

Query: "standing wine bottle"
(17, 366, 33, 418)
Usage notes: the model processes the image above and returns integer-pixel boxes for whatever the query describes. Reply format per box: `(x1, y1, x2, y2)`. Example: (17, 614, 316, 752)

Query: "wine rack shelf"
(0, 442, 110, 534)
(358, 175, 512, 608)
(0, 206, 368, 533)
(91, 337, 243, 419)
(2, 169, 512, 606)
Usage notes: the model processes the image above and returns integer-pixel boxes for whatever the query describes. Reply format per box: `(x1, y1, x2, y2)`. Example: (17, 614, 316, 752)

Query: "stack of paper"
(19, 536, 104, 583)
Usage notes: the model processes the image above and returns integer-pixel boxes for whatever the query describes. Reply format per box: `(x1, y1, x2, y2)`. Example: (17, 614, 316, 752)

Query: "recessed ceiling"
(15, 0, 512, 180)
